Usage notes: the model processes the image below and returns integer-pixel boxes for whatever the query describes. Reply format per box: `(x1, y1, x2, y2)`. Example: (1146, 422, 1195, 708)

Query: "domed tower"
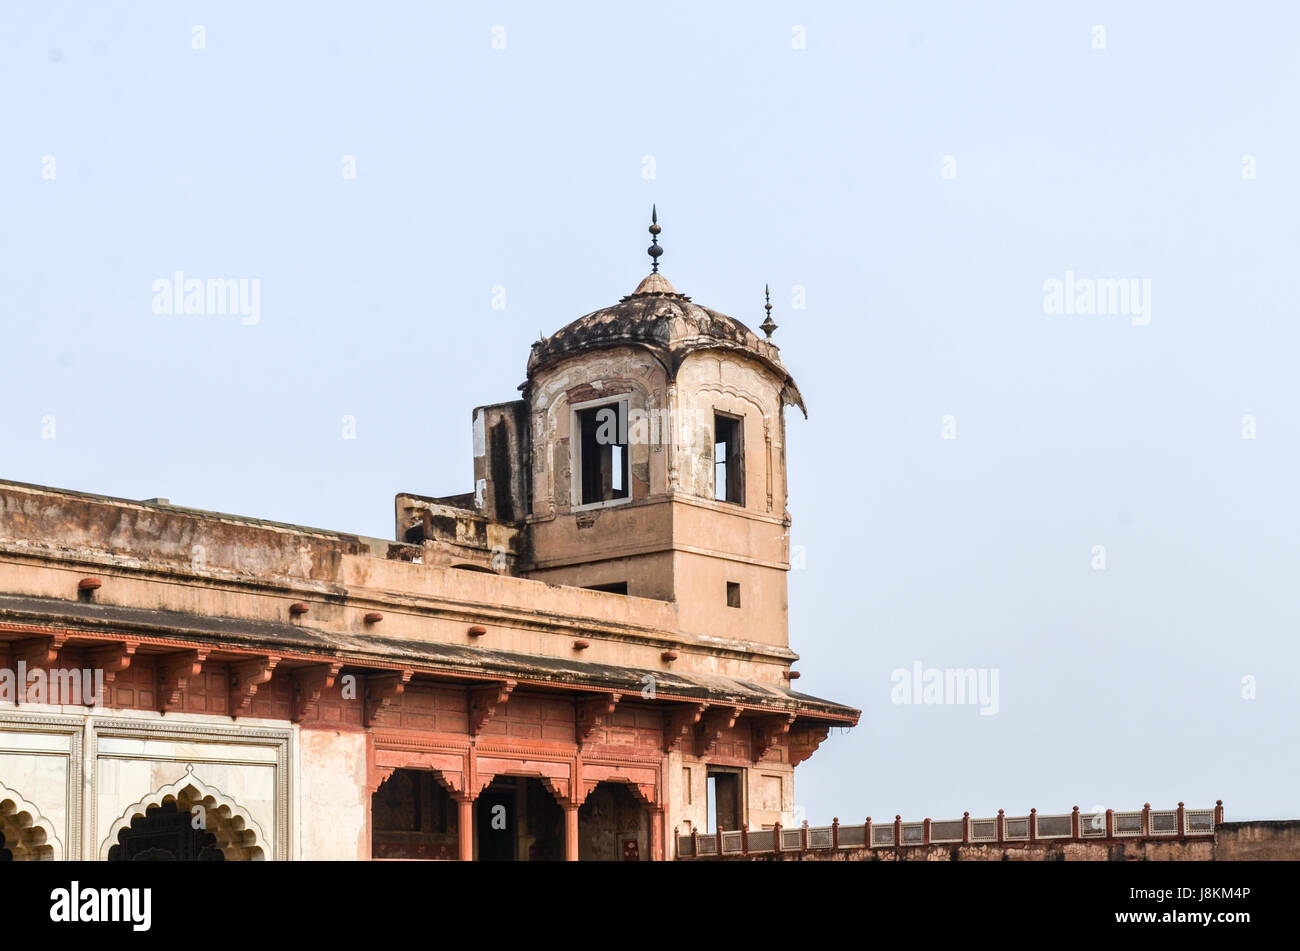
(498, 209, 807, 647)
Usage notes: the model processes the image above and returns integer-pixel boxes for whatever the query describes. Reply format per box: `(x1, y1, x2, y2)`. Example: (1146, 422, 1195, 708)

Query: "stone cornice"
(0, 546, 798, 666)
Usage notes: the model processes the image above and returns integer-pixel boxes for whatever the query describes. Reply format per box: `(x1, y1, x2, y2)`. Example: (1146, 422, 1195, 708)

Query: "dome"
(526, 271, 807, 417)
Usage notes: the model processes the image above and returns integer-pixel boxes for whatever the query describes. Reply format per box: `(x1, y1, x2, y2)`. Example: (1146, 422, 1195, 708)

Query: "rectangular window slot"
(726, 581, 741, 608)
(713, 413, 744, 504)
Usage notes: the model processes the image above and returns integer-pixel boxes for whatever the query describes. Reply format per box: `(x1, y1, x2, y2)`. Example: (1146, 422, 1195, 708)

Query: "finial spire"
(760, 283, 778, 339)
(647, 205, 663, 273)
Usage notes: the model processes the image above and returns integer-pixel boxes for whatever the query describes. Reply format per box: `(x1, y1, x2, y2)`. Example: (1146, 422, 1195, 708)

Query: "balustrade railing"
(675, 801, 1223, 859)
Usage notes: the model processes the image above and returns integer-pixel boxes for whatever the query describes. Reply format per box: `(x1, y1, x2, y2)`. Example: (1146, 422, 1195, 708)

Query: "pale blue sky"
(2, 2, 1297, 824)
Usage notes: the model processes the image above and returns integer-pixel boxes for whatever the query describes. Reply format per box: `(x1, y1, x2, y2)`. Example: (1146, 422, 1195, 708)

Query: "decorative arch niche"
(0, 782, 62, 861)
(101, 766, 268, 861)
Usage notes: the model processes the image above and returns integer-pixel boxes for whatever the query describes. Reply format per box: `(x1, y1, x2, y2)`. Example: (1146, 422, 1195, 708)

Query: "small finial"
(759, 283, 778, 339)
(647, 205, 663, 273)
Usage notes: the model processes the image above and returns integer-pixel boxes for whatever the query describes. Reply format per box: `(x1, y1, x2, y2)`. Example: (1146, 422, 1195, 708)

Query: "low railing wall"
(676, 801, 1223, 859)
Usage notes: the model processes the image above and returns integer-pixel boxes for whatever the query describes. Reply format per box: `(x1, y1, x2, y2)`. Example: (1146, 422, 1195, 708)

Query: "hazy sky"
(2, 2, 1297, 825)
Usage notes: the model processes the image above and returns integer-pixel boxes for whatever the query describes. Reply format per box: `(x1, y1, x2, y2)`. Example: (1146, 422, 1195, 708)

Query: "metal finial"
(760, 283, 778, 339)
(647, 205, 663, 273)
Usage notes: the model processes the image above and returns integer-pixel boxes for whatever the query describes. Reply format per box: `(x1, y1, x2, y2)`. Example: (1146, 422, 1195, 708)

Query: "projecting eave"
(0, 593, 860, 725)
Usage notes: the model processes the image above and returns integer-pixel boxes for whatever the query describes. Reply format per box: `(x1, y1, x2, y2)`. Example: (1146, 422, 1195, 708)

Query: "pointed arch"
(101, 766, 268, 861)
(0, 782, 62, 861)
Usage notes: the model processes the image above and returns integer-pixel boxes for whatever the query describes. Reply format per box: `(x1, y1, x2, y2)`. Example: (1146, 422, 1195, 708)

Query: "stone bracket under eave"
(468, 678, 516, 735)
(292, 662, 342, 723)
(695, 705, 743, 759)
(229, 655, 281, 720)
(364, 669, 414, 727)
(663, 702, 708, 753)
(85, 639, 139, 691)
(752, 713, 797, 760)
(10, 633, 70, 669)
(575, 691, 621, 747)
(787, 723, 833, 767)
(158, 649, 209, 714)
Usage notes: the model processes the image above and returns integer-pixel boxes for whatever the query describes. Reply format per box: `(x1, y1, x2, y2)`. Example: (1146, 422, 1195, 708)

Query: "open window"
(713, 413, 744, 504)
(577, 400, 629, 506)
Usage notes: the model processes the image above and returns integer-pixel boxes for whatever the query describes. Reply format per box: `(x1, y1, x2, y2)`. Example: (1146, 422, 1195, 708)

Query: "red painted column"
(457, 796, 474, 861)
(564, 802, 579, 861)
(651, 806, 664, 861)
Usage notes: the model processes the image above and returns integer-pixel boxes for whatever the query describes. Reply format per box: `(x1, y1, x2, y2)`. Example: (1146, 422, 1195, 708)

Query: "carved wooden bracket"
(364, 669, 414, 727)
(468, 679, 516, 735)
(85, 639, 138, 689)
(752, 713, 797, 761)
(158, 649, 209, 714)
(663, 702, 708, 752)
(575, 692, 621, 747)
(292, 662, 343, 723)
(229, 655, 281, 720)
(695, 706, 743, 759)
(788, 724, 832, 767)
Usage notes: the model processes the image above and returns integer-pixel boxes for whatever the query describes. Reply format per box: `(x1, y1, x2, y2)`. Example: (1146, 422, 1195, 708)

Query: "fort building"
(0, 213, 858, 861)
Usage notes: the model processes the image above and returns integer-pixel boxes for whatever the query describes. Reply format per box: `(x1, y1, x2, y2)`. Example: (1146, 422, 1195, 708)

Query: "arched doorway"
(0, 783, 60, 861)
(371, 768, 459, 860)
(102, 768, 266, 861)
(108, 801, 225, 861)
(579, 781, 650, 861)
(476, 776, 564, 861)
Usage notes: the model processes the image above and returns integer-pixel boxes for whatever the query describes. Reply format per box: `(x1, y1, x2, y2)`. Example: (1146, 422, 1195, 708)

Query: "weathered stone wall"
(1212, 821, 1300, 860)
(299, 727, 368, 860)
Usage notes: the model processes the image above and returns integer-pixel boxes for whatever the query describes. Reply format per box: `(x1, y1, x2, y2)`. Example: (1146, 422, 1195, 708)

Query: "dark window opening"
(706, 769, 743, 832)
(108, 801, 225, 861)
(372, 768, 458, 860)
(714, 413, 744, 504)
(585, 581, 629, 595)
(489, 420, 515, 522)
(476, 776, 564, 862)
(578, 401, 629, 506)
(726, 581, 741, 608)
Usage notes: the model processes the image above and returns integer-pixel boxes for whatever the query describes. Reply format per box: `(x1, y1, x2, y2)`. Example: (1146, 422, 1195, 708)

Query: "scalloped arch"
(0, 781, 63, 861)
(101, 767, 269, 861)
